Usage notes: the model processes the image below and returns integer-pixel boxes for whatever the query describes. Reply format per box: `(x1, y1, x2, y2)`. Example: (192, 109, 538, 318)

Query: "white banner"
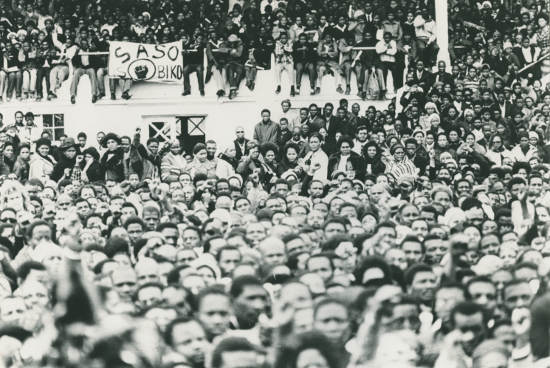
(108, 41, 183, 82)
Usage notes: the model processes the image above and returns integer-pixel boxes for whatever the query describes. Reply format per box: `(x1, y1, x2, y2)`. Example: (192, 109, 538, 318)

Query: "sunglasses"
(1, 217, 16, 223)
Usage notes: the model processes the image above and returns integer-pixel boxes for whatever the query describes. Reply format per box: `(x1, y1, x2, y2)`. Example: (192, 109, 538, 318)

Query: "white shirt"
(522, 47, 534, 63)
(303, 149, 329, 183)
(337, 155, 349, 172)
(352, 139, 367, 155)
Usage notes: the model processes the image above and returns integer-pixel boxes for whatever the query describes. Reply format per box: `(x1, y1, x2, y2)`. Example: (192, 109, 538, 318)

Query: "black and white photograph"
(0, 0, 548, 367)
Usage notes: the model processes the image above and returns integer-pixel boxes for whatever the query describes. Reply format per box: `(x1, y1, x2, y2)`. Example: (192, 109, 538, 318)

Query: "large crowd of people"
(0, 0, 546, 102)
(0, 0, 549, 368)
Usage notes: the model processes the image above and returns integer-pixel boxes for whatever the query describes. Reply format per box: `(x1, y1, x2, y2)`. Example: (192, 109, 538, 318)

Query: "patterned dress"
(536, 25, 549, 53)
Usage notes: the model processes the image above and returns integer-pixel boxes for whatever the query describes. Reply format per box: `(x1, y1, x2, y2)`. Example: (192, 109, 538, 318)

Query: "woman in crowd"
(362, 141, 386, 176)
(81, 147, 103, 183)
(485, 134, 510, 166)
(1, 142, 16, 173)
(51, 138, 79, 182)
(188, 143, 216, 178)
(29, 137, 55, 182)
(100, 133, 125, 182)
(161, 139, 187, 183)
(13, 143, 30, 181)
(301, 133, 328, 183)
(278, 143, 303, 179)
(328, 137, 365, 181)
(259, 143, 279, 187)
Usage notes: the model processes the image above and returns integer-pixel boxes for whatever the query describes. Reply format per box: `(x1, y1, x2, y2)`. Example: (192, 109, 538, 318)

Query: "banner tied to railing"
(108, 41, 183, 82)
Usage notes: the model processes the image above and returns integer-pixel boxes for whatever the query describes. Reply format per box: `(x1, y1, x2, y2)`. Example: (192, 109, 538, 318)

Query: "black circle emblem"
(128, 59, 156, 81)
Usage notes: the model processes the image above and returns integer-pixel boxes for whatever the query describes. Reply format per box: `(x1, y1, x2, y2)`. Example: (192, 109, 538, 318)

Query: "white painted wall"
(0, 68, 390, 146)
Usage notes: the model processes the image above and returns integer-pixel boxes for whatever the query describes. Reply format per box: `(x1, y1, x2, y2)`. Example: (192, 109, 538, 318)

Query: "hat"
(529, 131, 539, 141)
(101, 133, 122, 147)
(424, 102, 439, 114)
(83, 146, 100, 161)
(481, 1, 492, 9)
(397, 175, 415, 187)
(34, 138, 51, 150)
(390, 143, 405, 155)
(353, 180, 364, 189)
(281, 170, 298, 182)
(228, 34, 239, 42)
(331, 170, 346, 179)
(60, 137, 77, 151)
(191, 254, 221, 280)
(353, 10, 364, 19)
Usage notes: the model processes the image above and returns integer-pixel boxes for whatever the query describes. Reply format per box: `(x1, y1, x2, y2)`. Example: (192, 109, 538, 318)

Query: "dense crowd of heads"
(0, 0, 547, 101)
(0, 0, 549, 368)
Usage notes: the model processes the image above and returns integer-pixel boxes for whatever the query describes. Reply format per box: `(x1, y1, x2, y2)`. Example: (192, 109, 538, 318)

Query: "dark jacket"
(234, 138, 249, 161)
(51, 155, 76, 182)
(100, 148, 125, 182)
(327, 151, 365, 181)
(84, 161, 104, 182)
(412, 69, 433, 92)
(71, 47, 98, 69)
(293, 41, 317, 63)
